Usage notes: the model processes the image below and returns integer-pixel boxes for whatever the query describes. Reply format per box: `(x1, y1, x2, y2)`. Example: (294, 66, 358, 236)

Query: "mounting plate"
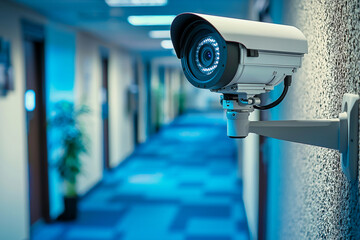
(341, 93, 359, 181)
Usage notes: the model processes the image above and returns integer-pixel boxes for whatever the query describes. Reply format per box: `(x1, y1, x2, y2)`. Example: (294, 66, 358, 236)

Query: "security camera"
(171, 13, 360, 182)
(171, 13, 307, 95)
(171, 12, 308, 137)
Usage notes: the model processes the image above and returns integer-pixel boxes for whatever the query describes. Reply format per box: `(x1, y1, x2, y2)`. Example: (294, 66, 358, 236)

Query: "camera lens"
(199, 46, 214, 67)
(205, 50, 212, 60)
(194, 36, 220, 75)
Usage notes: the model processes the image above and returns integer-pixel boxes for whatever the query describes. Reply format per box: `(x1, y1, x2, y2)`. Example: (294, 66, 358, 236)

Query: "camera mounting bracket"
(224, 93, 359, 181)
(212, 83, 274, 96)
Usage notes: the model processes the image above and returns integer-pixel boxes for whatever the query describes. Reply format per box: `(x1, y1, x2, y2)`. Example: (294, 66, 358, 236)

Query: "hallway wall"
(136, 58, 149, 144)
(0, 1, 205, 239)
(74, 32, 105, 195)
(266, 0, 360, 238)
(0, 1, 138, 239)
(149, 61, 184, 130)
(163, 68, 182, 124)
(0, 2, 45, 239)
(108, 48, 135, 168)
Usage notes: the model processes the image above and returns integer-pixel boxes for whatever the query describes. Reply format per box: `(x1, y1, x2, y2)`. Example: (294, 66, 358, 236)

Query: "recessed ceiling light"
(161, 40, 173, 49)
(105, 0, 167, 7)
(128, 15, 176, 26)
(149, 30, 171, 39)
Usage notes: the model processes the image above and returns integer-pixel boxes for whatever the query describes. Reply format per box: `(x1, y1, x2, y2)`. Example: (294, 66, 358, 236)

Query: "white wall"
(150, 57, 185, 128)
(183, 80, 222, 111)
(0, 2, 46, 239)
(161, 67, 182, 124)
(108, 48, 135, 168)
(163, 68, 172, 124)
(150, 62, 161, 131)
(75, 32, 136, 193)
(135, 57, 146, 143)
(74, 32, 104, 195)
(169, 69, 181, 119)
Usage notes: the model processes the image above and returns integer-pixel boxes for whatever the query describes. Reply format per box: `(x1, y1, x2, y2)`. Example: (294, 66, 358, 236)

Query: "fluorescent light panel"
(161, 40, 173, 49)
(128, 15, 176, 26)
(149, 30, 171, 38)
(106, 0, 167, 7)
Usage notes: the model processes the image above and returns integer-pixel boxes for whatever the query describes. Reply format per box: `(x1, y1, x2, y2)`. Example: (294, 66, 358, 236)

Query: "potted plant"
(48, 101, 89, 221)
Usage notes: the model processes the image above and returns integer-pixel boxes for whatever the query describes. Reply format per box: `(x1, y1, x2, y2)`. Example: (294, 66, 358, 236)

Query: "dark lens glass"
(205, 50, 212, 60)
(199, 45, 214, 68)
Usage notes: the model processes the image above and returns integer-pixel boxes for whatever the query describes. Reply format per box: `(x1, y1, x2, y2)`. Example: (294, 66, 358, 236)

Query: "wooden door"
(101, 57, 110, 170)
(24, 36, 49, 224)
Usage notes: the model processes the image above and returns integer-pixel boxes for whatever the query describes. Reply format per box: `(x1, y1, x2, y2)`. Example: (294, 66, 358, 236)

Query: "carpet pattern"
(32, 112, 249, 240)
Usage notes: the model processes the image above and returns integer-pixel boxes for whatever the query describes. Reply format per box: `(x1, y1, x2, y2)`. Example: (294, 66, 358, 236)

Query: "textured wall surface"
(267, 0, 360, 239)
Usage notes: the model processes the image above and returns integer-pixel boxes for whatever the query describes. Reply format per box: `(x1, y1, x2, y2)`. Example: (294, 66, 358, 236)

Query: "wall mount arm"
(249, 118, 346, 152)
(225, 94, 359, 181)
(250, 94, 359, 181)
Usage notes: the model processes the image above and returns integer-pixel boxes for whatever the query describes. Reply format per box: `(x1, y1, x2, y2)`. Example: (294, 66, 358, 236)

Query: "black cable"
(253, 76, 292, 110)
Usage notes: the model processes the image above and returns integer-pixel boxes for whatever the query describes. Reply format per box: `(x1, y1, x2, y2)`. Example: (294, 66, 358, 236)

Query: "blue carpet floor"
(32, 112, 249, 240)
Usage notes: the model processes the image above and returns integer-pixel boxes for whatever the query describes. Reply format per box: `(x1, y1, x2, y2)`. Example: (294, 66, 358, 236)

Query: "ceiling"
(9, 0, 250, 58)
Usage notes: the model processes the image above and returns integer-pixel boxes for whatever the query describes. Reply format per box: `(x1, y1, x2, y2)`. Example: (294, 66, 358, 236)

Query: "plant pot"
(58, 196, 78, 221)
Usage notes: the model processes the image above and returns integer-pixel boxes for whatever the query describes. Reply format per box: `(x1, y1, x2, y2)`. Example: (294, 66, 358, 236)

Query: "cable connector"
(284, 75, 292, 87)
(253, 75, 292, 110)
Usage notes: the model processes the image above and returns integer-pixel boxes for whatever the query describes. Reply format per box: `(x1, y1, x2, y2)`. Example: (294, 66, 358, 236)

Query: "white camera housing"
(171, 13, 359, 182)
(171, 13, 308, 96)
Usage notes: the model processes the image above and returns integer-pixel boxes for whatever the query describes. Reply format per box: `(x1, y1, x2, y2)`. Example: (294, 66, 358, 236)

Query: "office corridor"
(32, 112, 249, 240)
